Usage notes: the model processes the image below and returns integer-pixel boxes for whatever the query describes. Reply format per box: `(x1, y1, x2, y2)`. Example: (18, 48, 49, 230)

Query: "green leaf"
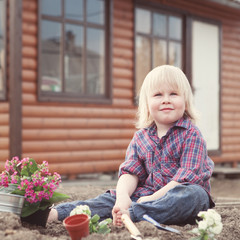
(21, 158, 38, 177)
(48, 191, 69, 204)
(21, 201, 40, 217)
(91, 214, 100, 224)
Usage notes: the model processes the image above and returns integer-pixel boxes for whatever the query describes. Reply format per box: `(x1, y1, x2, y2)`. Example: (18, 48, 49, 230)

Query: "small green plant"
(190, 209, 223, 240)
(70, 205, 112, 234)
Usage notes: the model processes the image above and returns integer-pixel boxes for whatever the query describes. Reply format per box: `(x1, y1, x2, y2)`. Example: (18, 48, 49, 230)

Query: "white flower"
(210, 222, 223, 235)
(198, 219, 208, 230)
(70, 205, 91, 217)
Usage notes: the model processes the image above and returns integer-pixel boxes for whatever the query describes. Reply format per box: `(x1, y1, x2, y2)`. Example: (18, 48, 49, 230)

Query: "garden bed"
(1, 178, 240, 240)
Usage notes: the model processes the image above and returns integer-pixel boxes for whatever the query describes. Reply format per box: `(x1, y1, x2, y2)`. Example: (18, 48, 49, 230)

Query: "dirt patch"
(1, 177, 240, 240)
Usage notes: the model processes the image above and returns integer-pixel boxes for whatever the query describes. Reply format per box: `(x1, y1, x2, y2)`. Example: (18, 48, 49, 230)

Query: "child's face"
(148, 84, 185, 128)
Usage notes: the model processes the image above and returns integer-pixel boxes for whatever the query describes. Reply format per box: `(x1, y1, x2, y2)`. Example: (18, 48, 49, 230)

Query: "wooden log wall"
(21, 0, 136, 176)
(1, 0, 240, 174)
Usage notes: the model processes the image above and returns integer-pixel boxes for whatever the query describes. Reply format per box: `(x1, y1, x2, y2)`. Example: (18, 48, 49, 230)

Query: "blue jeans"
(56, 184, 211, 225)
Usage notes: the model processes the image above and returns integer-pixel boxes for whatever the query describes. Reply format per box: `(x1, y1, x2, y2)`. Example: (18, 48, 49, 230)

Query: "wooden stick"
(121, 214, 143, 240)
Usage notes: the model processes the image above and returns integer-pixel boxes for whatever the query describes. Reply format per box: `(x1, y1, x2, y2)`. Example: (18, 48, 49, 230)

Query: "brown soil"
(1, 177, 240, 240)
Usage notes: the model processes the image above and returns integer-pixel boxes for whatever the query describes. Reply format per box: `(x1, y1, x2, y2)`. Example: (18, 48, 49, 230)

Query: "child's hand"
(112, 196, 132, 226)
(137, 195, 154, 203)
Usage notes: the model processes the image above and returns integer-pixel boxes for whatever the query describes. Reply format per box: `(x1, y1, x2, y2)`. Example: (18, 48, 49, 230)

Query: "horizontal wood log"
(114, 78, 133, 89)
(22, 57, 37, 69)
(222, 104, 240, 113)
(22, 128, 135, 141)
(0, 138, 9, 149)
(0, 115, 9, 125)
(222, 112, 240, 120)
(113, 47, 133, 59)
(22, 117, 135, 129)
(22, 22, 37, 35)
(114, 9, 133, 22)
(222, 137, 240, 145)
(22, 149, 126, 163)
(0, 126, 9, 137)
(113, 57, 133, 69)
(112, 98, 133, 107)
(47, 160, 122, 175)
(113, 67, 133, 79)
(222, 144, 240, 153)
(22, 139, 130, 152)
(113, 28, 133, 39)
(0, 103, 9, 112)
(22, 34, 37, 46)
(22, 69, 37, 82)
(22, 46, 37, 58)
(22, 0, 37, 11)
(222, 120, 240, 128)
(22, 105, 136, 118)
(22, 93, 37, 104)
(22, 82, 36, 93)
(113, 88, 133, 99)
(113, 38, 133, 49)
(22, 11, 37, 23)
(114, 18, 133, 30)
(222, 96, 240, 105)
(222, 128, 240, 136)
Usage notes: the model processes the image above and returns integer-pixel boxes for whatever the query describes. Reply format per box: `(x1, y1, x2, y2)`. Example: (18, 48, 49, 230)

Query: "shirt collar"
(147, 117, 191, 136)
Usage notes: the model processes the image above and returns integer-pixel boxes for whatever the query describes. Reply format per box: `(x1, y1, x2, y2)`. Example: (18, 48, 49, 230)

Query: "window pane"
(169, 42, 181, 68)
(41, 20, 62, 92)
(136, 36, 151, 94)
(65, 0, 83, 21)
(42, 0, 61, 17)
(136, 8, 151, 34)
(87, 0, 104, 24)
(169, 16, 182, 40)
(86, 28, 105, 95)
(153, 39, 167, 67)
(153, 13, 167, 37)
(65, 24, 83, 93)
(0, 0, 5, 93)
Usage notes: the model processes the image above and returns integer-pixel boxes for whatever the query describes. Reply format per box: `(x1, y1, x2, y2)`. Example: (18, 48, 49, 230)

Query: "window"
(135, 7, 182, 95)
(0, 0, 6, 100)
(38, 0, 112, 103)
(134, 3, 221, 152)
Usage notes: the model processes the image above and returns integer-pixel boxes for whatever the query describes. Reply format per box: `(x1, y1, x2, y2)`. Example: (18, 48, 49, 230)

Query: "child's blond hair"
(135, 65, 199, 129)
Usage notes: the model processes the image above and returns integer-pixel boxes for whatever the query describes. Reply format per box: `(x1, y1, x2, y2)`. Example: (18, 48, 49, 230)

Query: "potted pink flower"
(0, 156, 69, 227)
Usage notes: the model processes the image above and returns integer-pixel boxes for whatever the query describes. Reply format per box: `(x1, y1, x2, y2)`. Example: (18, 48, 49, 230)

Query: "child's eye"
(154, 93, 162, 97)
(170, 92, 178, 96)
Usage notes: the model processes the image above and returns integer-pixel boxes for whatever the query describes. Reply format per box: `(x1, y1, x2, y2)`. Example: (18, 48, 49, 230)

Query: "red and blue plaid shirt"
(115, 117, 214, 199)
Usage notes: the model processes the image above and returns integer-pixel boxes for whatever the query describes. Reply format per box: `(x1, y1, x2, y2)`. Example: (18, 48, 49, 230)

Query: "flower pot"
(63, 214, 89, 240)
(0, 193, 25, 216)
(21, 206, 52, 227)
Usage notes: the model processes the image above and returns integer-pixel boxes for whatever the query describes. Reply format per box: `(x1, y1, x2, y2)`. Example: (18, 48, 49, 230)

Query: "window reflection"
(87, 0, 104, 24)
(87, 28, 104, 95)
(153, 13, 167, 37)
(153, 39, 167, 67)
(42, 0, 61, 17)
(169, 42, 182, 68)
(136, 36, 151, 94)
(65, 0, 83, 21)
(41, 20, 61, 92)
(65, 24, 83, 93)
(169, 16, 182, 40)
(136, 8, 151, 34)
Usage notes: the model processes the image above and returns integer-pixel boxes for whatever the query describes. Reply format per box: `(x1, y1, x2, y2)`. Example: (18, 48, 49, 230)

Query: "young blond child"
(48, 65, 215, 226)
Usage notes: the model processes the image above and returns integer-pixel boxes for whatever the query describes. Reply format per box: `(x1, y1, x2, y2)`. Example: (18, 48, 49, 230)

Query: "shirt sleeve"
(118, 133, 147, 182)
(172, 131, 214, 187)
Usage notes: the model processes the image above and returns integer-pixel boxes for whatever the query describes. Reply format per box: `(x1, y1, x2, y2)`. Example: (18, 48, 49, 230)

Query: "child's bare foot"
(47, 208, 58, 222)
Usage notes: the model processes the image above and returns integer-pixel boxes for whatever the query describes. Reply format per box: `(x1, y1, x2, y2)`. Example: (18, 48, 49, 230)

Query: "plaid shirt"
(113, 117, 214, 199)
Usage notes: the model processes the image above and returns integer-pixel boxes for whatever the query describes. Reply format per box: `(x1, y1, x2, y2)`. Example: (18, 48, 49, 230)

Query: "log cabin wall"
(1, 0, 240, 174)
(20, 0, 136, 177)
